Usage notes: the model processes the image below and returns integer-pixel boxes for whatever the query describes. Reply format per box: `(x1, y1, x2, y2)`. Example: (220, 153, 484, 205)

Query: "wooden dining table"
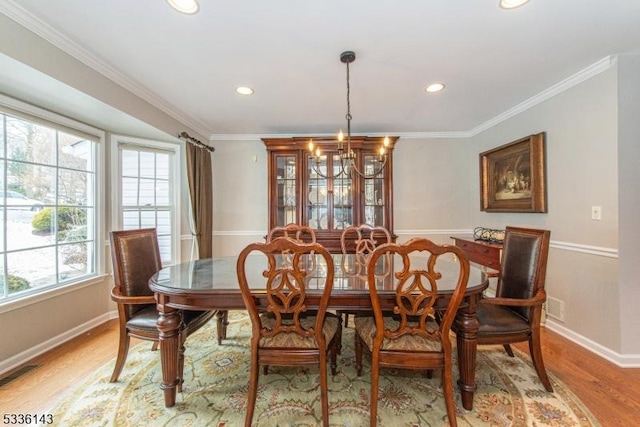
(149, 253, 488, 409)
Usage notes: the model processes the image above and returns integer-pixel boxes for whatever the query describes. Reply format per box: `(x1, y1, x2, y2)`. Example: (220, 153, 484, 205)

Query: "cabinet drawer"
(452, 237, 502, 269)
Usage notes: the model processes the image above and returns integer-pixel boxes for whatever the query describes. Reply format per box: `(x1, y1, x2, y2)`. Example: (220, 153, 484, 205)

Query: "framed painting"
(479, 132, 547, 213)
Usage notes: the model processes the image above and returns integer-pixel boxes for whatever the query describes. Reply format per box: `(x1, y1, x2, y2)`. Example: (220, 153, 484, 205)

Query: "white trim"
(469, 56, 617, 136)
(395, 229, 470, 236)
(0, 310, 118, 376)
(0, 1, 211, 137)
(550, 240, 618, 258)
(545, 319, 640, 368)
(110, 135, 183, 264)
(213, 230, 267, 236)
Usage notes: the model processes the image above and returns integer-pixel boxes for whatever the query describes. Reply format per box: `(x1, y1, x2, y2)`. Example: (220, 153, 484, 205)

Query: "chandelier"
(308, 51, 390, 179)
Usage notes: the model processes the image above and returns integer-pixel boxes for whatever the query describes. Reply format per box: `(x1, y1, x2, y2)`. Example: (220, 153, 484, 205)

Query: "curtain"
(186, 142, 213, 259)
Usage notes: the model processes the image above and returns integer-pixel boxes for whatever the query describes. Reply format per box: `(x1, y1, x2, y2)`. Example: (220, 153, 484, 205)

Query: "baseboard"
(0, 310, 119, 376)
(545, 319, 640, 368)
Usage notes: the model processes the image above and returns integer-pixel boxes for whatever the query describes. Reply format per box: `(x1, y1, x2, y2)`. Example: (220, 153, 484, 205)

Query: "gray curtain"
(185, 143, 213, 259)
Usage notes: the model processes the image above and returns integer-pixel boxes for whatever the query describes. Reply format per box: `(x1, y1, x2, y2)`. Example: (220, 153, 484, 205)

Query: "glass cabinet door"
(275, 155, 297, 226)
(332, 154, 353, 230)
(307, 155, 328, 230)
(363, 154, 385, 227)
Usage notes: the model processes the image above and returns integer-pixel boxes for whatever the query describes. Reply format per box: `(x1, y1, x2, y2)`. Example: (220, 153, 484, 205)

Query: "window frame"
(110, 135, 183, 266)
(0, 93, 105, 310)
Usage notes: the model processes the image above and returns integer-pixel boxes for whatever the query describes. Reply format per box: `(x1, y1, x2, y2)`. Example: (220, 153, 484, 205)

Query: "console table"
(451, 236, 502, 271)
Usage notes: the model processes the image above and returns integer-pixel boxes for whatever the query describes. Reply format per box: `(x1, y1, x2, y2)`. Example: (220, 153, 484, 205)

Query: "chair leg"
(245, 352, 260, 427)
(319, 352, 330, 427)
(369, 353, 379, 427)
(110, 328, 131, 382)
(529, 334, 553, 392)
(177, 327, 188, 393)
(355, 332, 363, 376)
(503, 343, 515, 357)
(151, 341, 159, 351)
(442, 364, 458, 427)
(217, 310, 229, 345)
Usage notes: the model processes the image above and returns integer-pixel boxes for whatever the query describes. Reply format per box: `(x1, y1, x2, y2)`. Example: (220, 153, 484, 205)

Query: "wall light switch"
(591, 206, 602, 220)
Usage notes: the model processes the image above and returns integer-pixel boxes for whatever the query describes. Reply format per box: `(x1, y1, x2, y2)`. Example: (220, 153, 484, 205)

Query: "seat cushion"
(127, 307, 214, 334)
(258, 312, 340, 349)
(126, 305, 159, 333)
(476, 303, 530, 336)
(354, 315, 441, 352)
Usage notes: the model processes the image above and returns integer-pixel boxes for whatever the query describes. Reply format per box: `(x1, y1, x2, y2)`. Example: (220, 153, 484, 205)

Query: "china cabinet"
(263, 136, 397, 252)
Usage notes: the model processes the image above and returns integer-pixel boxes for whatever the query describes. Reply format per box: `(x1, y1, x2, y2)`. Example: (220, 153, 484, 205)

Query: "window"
(113, 138, 180, 265)
(0, 100, 100, 303)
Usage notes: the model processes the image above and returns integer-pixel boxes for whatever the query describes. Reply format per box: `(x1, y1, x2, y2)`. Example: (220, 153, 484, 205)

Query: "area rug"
(51, 311, 599, 426)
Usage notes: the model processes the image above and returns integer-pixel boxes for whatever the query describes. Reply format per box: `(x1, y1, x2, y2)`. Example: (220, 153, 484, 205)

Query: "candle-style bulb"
(379, 146, 385, 156)
(308, 139, 314, 152)
(315, 147, 321, 158)
(338, 129, 344, 142)
(383, 135, 390, 147)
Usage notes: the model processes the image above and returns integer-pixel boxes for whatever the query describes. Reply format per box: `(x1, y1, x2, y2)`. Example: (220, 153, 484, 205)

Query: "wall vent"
(546, 296, 565, 322)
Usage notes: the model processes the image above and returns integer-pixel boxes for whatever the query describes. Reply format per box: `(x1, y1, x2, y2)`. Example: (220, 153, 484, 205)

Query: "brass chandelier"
(308, 51, 390, 179)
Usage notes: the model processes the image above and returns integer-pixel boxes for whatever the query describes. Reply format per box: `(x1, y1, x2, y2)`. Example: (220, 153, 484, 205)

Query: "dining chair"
(339, 224, 392, 327)
(455, 226, 553, 392)
(236, 237, 341, 427)
(354, 238, 470, 427)
(267, 223, 317, 243)
(108, 228, 217, 386)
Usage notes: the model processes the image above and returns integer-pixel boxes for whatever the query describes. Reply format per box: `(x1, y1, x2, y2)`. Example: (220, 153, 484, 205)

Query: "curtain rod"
(179, 131, 215, 152)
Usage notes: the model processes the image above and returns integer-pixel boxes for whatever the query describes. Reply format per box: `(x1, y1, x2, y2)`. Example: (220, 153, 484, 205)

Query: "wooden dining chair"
(109, 228, 217, 386)
(354, 238, 470, 427)
(454, 226, 553, 392)
(236, 237, 341, 427)
(339, 224, 392, 327)
(267, 223, 317, 243)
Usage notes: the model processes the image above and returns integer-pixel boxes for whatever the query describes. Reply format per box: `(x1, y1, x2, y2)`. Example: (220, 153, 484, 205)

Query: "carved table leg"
(156, 300, 182, 407)
(455, 309, 480, 411)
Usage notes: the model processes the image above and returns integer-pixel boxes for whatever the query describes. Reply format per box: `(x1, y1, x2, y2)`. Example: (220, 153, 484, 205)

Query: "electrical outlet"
(591, 206, 602, 220)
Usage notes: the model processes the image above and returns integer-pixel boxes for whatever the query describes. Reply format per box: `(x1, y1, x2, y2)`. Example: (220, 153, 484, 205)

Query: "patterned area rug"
(52, 311, 599, 426)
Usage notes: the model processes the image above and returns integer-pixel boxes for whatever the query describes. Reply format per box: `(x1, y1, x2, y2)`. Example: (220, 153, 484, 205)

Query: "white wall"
(469, 66, 623, 354)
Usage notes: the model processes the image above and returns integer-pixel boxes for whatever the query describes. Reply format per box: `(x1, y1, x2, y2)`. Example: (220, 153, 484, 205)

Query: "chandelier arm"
(309, 156, 348, 179)
(348, 156, 388, 180)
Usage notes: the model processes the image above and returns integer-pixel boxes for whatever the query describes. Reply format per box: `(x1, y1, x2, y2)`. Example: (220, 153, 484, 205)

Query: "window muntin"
(117, 142, 177, 265)
(0, 112, 98, 302)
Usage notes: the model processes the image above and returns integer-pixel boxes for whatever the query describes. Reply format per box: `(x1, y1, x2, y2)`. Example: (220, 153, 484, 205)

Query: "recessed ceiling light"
(236, 86, 255, 95)
(167, 0, 199, 15)
(499, 0, 530, 9)
(425, 83, 445, 93)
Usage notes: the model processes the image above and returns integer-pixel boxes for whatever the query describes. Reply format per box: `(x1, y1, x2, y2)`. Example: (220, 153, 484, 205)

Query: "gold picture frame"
(480, 132, 547, 213)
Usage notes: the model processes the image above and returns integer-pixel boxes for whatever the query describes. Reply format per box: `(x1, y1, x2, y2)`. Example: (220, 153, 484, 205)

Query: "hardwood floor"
(1, 320, 639, 425)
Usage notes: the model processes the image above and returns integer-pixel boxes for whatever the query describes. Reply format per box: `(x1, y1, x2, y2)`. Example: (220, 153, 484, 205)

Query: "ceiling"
(2, 0, 640, 140)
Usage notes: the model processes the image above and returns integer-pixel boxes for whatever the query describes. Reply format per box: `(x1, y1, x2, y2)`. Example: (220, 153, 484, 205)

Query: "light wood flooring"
(1, 319, 639, 425)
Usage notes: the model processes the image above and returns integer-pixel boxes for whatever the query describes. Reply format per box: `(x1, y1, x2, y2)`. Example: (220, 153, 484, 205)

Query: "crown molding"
(0, 1, 212, 137)
(469, 56, 617, 136)
(1, 2, 618, 143)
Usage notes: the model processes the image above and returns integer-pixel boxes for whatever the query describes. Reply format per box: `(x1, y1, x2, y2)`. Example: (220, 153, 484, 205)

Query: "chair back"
(366, 237, 470, 350)
(267, 223, 317, 243)
(236, 237, 334, 347)
(109, 228, 162, 319)
(341, 224, 392, 275)
(497, 226, 551, 320)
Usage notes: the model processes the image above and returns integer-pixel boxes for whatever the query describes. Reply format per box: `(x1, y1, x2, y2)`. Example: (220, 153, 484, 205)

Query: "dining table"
(149, 252, 489, 409)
